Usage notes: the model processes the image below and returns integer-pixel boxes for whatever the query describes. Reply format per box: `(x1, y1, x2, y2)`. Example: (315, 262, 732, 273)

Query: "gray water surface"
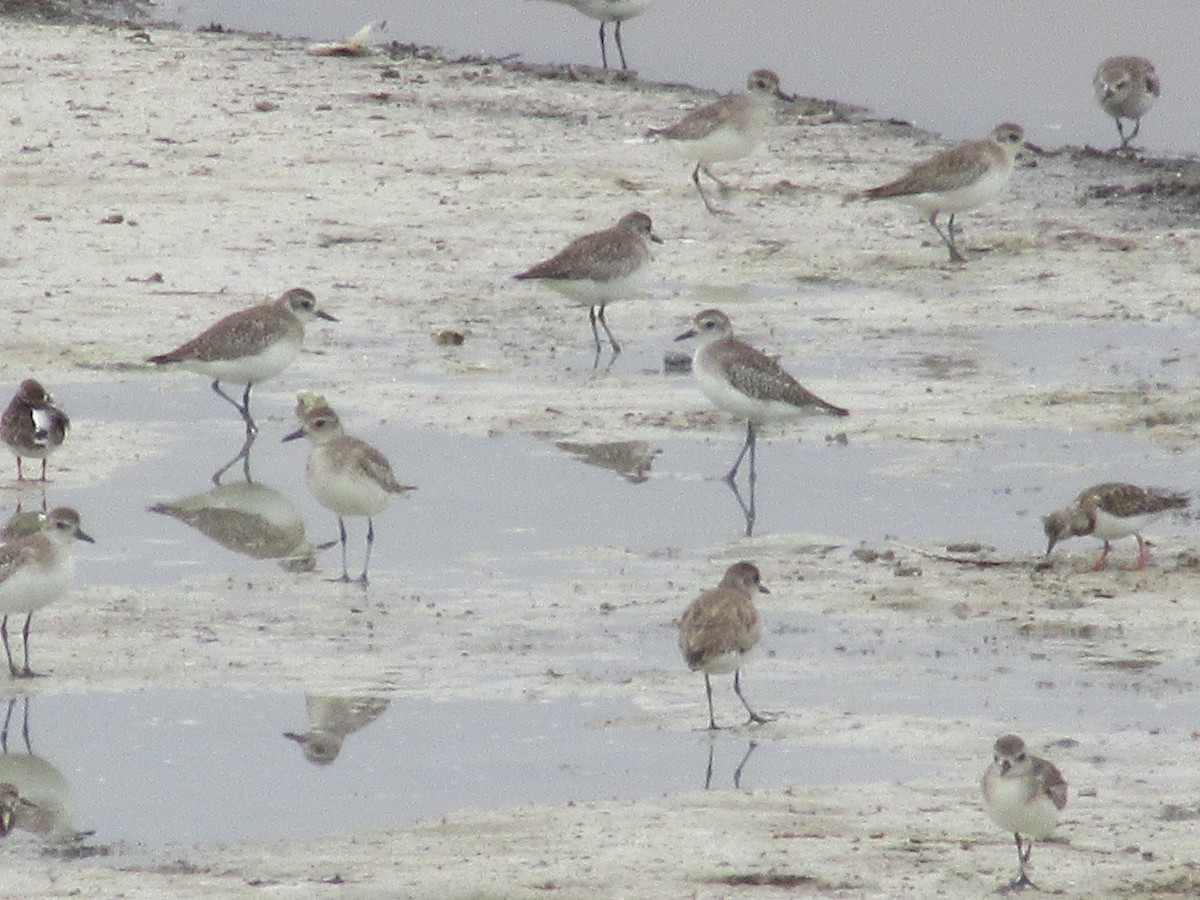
(160, 0, 1200, 155)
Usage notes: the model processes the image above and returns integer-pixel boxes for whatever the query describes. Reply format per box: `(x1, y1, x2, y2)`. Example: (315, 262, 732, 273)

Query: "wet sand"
(1, 17, 1199, 898)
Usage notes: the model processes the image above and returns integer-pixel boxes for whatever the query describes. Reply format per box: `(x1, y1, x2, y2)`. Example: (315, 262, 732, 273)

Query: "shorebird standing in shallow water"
(675, 307, 847, 476)
(515, 211, 662, 360)
(528, 0, 653, 70)
(283, 395, 415, 585)
(1042, 481, 1187, 570)
(1093, 56, 1160, 150)
(0, 507, 94, 678)
(1, 380, 69, 482)
(148, 288, 336, 435)
(650, 69, 790, 215)
(678, 561, 771, 730)
(861, 122, 1024, 262)
(981, 734, 1068, 892)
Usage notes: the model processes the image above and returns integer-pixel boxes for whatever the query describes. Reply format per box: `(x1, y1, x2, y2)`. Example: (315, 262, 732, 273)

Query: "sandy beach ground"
(1, 16, 1200, 898)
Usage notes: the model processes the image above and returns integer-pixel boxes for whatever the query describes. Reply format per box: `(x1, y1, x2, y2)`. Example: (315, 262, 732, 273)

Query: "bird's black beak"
(282, 427, 306, 443)
(317, 310, 338, 322)
(674, 328, 697, 342)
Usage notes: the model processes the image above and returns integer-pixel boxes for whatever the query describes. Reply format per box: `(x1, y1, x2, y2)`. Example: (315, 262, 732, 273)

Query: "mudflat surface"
(1, 18, 1199, 898)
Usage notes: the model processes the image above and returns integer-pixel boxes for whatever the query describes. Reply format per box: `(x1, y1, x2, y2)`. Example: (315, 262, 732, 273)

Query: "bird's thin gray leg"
(734, 669, 771, 724)
(359, 517, 374, 585)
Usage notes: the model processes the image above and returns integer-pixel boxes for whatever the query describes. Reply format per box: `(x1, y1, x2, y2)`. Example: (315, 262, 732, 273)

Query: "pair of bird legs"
(724, 423, 760, 536)
(691, 163, 735, 217)
(1, 697, 30, 753)
(2, 614, 39, 679)
(1001, 832, 1041, 893)
(587, 304, 621, 367)
(1114, 118, 1142, 151)
(1094, 537, 1151, 571)
(927, 212, 966, 263)
(703, 740, 758, 790)
(700, 670, 772, 731)
(332, 516, 377, 586)
(14, 459, 50, 481)
(597, 20, 630, 71)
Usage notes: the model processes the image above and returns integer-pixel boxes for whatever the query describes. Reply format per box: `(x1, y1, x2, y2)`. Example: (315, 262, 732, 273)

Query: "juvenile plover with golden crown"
(283, 396, 415, 585)
(0, 507, 94, 678)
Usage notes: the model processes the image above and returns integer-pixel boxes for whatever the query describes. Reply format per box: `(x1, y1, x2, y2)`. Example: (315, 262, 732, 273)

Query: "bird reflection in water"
(703, 740, 758, 790)
(283, 694, 390, 765)
(149, 480, 317, 572)
(553, 439, 659, 483)
(1, 504, 46, 543)
(0, 697, 80, 842)
(210, 429, 256, 486)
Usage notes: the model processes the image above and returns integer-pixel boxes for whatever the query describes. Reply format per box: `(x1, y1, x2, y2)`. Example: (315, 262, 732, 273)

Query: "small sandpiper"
(861, 122, 1024, 262)
(0, 507, 94, 678)
(283, 393, 415, 585)
(148, 288, 336, 434)
(1, 380, 70, 482)
(650, 69, 790, 215)
(981, 734, 1068, 891)
(1093, 56, 1160, 150)
(678, 561, 771, 730)
(674, 308, 848, 483)
(515, 211, 662, 357)
(529, 0, 652, 70)
(1042, 481, 1187, 570)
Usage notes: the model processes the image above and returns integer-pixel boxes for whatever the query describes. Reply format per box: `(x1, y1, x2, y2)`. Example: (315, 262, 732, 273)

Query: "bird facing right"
(0, 507, 94, 678)
(1093, 56, 1160, 150)
(283, 395, 415, 585)
(148, 288, 337, 435)
(515, 211, 662, 358)
(678, 561, 771, 730)
(980, 734, 1068, 891)
(650, 69, 790, 215)
(1, 379, 70, 483)
(674, 308, 848, 483)
(861, 122, 1025, 262)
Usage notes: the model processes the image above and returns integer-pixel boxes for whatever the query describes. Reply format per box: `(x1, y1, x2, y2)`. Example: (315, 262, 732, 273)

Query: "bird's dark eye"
(1017, 752, 1026, 761)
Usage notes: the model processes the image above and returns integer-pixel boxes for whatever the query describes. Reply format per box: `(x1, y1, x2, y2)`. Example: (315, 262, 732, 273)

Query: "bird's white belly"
(680, 124, 758, 165)
(307, 452, 392, 517)
(1092, 509, 1161, 541)
(0, 560, 72, 615)
(550, 0, 654, 21)
(985, 777, 1059, 838)
(177, 336, 301, 384)
(901, 168, 1009, 216)
(548, 273, 641, 307)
